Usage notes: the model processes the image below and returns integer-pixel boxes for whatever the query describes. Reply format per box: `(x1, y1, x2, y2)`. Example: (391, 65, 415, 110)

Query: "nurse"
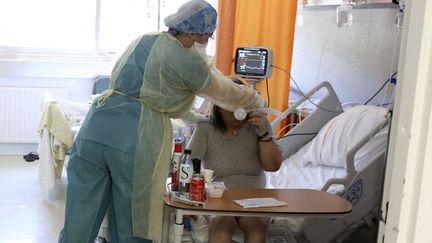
(58, 0, 264, 243)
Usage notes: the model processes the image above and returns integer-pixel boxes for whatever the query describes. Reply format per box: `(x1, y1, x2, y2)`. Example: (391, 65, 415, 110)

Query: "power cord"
(277, 122, 299, 137)
(278, 132, 318, 140)
(265, 78, 270, 108)
(363, 71, 398, 105)
(271, 64, 343, 113)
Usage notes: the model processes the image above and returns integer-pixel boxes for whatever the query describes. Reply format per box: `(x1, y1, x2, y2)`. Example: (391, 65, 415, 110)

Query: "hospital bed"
(264, 81, 390, 243)
(183, 81, 390, 243)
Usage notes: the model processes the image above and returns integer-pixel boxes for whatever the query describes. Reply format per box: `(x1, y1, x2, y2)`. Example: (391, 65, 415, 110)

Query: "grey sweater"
(187, 121, 266, 188)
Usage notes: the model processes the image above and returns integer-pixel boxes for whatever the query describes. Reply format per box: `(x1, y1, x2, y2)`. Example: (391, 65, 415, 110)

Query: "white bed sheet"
(266, 127, 388, 194)
(265, 128, 388, 234)
(266, 141, 345, 194)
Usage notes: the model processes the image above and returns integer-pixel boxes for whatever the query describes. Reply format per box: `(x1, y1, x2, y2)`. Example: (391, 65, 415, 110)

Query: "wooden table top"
(165, 188, 352, 216)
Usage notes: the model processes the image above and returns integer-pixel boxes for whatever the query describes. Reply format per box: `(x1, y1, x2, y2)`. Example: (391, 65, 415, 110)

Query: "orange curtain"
(215, 0, 237, 75)
(216, 0, 297, 136)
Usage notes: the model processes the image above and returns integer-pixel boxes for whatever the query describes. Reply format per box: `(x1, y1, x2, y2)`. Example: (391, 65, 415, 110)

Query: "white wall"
(0, 60, 113, 154)
(291, 3, 399, 105)
(379, 0, 432, 242)
(0, 58, 114, 102)
(0, 77, 94, 103)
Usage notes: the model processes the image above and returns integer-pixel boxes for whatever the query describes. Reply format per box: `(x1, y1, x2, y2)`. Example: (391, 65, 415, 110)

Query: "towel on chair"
(37, 101, 73, 194)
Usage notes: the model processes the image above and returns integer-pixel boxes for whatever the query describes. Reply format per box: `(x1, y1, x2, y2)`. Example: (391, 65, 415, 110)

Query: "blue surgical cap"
(164, 0, 217, 34)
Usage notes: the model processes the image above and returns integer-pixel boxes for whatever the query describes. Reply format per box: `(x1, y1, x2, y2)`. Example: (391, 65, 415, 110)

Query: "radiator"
(0, 87, 69, 143)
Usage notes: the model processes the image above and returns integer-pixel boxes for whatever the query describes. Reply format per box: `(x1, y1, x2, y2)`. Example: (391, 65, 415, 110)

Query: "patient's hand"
(247, 110, 268, 137)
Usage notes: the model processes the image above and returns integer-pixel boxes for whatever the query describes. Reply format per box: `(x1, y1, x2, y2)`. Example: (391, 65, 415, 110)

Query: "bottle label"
(172, 152, 182, 171)
(179, 163, 193, 183)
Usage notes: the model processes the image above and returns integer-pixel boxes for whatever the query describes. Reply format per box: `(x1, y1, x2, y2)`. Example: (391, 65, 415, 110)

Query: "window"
(0, 0, 96, 49)
(0, 0, 218, 61)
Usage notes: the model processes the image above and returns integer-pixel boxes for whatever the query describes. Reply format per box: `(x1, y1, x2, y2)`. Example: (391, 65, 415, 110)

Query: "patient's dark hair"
(210, 77, 245, 132)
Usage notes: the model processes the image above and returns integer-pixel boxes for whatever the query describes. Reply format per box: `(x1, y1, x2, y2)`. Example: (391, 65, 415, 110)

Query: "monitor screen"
(234, 46, 273, 79)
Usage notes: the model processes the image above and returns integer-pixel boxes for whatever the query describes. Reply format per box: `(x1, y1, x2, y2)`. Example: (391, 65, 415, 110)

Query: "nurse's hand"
(247, 110, 268, 137)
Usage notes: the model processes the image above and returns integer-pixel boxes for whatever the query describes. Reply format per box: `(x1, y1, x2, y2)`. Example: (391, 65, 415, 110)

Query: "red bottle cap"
(174, 142, 183, 152)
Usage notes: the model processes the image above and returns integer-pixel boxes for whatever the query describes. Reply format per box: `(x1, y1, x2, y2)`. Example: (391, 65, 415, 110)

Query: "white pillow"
(301, 105, 389, 168)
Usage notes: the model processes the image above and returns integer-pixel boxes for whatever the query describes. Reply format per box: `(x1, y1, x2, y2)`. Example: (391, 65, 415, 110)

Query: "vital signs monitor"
(234, 46, 273, 79)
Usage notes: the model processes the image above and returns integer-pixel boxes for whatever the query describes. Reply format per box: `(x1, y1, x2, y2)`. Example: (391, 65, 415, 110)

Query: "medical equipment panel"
(234, 46, 273, 79)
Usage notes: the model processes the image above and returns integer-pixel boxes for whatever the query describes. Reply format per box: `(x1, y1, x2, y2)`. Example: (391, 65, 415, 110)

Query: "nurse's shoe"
(95, 236, 108, 243)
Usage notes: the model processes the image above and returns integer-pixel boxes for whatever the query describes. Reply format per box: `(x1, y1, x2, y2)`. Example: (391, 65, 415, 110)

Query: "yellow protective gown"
(84, 32, 264, 240)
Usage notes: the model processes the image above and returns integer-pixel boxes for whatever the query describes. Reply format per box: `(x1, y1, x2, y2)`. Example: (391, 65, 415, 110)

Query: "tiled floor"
(0, 155, 66, 243)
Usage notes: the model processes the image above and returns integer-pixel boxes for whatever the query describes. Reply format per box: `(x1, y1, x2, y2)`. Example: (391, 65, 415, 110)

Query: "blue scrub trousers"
(58, 139, 152, 243)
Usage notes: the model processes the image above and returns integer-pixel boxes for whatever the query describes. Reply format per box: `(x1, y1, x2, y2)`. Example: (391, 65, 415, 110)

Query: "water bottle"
(178, 149, 193, 199)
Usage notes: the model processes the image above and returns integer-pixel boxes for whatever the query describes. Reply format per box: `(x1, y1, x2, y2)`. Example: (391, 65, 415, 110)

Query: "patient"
(187, 77, 282, 243)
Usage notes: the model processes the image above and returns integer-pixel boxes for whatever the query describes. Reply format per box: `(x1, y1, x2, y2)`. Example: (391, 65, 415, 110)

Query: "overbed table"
(162, 188, 352, 243)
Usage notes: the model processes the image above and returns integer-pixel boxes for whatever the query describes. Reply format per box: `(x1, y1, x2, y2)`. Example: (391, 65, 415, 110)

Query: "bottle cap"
(174, 143, 183, 152)
(192, 158, 201, 174)
(184, 149, 192, 154)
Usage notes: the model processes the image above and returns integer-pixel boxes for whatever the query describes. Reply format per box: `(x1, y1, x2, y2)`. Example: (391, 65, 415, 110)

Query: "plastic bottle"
(170, 141, 183, 191)
(336, 3, 353, 28)
(178, 149, 193, 199)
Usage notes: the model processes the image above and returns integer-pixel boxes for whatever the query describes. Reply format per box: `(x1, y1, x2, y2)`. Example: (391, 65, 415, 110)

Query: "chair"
(93, 76, 110, 94)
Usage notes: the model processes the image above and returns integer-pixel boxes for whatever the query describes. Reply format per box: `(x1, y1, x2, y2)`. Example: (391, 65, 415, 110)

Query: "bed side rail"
(274, 81, 343, 159)
(321, 118, 390, 192)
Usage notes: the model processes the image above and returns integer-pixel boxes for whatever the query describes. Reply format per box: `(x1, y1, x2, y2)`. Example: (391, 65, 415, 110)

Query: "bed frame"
(272, 81, 344, 159)
(273, 81, 390, 243)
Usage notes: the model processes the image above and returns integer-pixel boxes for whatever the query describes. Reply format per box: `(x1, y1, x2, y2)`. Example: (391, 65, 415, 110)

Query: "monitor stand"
(244, 78, 263, 92)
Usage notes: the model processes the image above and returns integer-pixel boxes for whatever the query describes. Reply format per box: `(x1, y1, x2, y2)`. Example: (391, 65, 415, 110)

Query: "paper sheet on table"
(234, 197, 287, 208)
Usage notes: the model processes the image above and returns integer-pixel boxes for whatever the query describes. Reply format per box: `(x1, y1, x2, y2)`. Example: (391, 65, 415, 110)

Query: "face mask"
(192, 42, 208, 56)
